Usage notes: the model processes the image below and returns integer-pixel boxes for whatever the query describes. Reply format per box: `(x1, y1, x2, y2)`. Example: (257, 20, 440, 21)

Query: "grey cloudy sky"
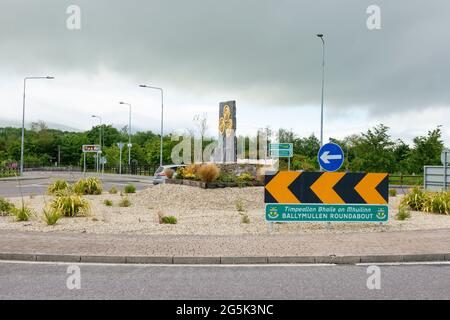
(1, 0, 449, 145)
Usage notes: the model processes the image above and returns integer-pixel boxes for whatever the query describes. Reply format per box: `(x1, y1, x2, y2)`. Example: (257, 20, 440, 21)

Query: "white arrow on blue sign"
(318, 143, 344, 172)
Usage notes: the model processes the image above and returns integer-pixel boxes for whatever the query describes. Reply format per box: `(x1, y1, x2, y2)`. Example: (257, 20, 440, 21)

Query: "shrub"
(158, 213, 178, 224)
(0, 197, 14, 216)
(241, 214, 250, 224)
(389, 189, 397, 197)
(103, 199, 113, 206)
(73, 177, 102, 195)
(109, 186, 118, 194)
(217, 173, 236, 183)
(401, 187, 427, 211)
(422, 192, 450, 215)
(178, 164, 201, 180)
(123, 184, 136, 194)
(51, 192, 90, 217)
(42, 207, 61, 226)
(401, 188, 450, 215)
(47, 180, 70, 195)
(164, 168, 175, 179)
(119, 197, 131, 207)
(237, 173, 255, 182)
(235, 199, 245, 212)
(11, 204, 34, 222)
(395, 205, 411, 221)
(197, 164, 220, 183)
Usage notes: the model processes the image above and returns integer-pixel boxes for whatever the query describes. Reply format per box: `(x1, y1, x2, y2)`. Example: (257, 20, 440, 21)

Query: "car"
(153, 164, 186, 185)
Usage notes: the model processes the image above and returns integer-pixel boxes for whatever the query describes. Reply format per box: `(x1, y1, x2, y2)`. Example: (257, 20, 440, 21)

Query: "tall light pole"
(119, 102, 132, 166)
(317, 34, 325, 148)
(139, 84, 164, 167)
(91, 115, 102, 173)
(20, 76, 54, 175)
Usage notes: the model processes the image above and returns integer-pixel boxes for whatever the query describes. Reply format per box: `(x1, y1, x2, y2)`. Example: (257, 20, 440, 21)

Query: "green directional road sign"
(265, 203, 388, 222)
(270, 149, 293, 157)
(269, 143, 293, 158)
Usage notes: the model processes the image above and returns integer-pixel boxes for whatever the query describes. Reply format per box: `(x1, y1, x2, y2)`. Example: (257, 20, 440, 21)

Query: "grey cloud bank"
(1, 0, 449, 115)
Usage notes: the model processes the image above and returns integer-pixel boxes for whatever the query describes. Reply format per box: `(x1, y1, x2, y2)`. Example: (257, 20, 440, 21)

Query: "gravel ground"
(1, 184, 449, 235)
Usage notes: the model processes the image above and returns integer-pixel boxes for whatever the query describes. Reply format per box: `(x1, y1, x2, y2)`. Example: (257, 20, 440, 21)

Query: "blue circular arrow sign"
(318, 143, 344, 172)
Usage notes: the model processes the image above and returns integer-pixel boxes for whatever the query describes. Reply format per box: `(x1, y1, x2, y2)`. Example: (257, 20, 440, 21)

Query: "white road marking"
(357, 261, 450, 266)
(0, 260, 336, 268)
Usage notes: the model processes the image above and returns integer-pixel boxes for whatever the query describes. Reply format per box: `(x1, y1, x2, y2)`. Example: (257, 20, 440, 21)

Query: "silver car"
(153, 164, 186, 185)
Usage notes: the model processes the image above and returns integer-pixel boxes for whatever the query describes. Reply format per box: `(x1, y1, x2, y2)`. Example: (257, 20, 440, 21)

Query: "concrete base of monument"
(165, 178, 264, 189)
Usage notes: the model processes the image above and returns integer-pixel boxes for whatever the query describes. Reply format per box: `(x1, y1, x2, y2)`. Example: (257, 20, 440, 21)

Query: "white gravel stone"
(0, 185, 449, 235)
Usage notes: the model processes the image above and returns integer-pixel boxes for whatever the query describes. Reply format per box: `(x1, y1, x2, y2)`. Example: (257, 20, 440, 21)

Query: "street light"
(119, 102, 132, 166)
(139, 84, 164, 167)
(91, 115, 102, 173)
(316, 33, 325, 148)
(20, 76, 55, 175)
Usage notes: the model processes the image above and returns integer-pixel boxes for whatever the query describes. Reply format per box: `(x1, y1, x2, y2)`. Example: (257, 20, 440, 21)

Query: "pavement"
(0, 171, 154, 197)
(0, 229, 449, 265)
(0, 260, 449, 299)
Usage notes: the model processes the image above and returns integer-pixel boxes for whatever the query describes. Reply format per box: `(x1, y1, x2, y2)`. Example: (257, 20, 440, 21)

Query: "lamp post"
(20, 76, 55, 175)
(139, 84, 164, 167)
(119, 102, 132, 167)
(91, 115, 102, 173)
(316, 34, 325, 148)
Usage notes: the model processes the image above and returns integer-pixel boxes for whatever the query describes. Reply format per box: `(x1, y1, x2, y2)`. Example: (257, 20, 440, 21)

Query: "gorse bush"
(123, 184, 136, 194)
(0, 197, 14, 216)
(51, 191, 90, 217)
(197, 164, 220, 183)
(74, 177, 102, 195)
(42, 207, 61, 226)
(11, 204, 34, 222)
(47, 180, 70, 195)
(177, 164, 201, 180)
(401, 188, 450, 215)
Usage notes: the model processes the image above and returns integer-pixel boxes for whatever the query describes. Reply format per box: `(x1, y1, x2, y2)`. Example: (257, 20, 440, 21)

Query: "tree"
(406, 127, 444, 174)
(350, 124, 396, 172)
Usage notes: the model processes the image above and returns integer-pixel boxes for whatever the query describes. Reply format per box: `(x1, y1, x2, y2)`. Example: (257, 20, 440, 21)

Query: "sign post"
(269, 143, 293, 171)
(264, 171, 389, 224)
(442, 150, 449, 191)
(117, 142, 125, 175)
(82, 145, 101, 174)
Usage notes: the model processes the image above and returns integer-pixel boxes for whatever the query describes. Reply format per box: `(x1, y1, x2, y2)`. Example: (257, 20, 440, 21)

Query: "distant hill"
(0, 118, 81, 132)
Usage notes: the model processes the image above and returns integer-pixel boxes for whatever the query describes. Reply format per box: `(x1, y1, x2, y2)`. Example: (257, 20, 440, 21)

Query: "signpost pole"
(288, 157, 290, 172)
(83, 152, 86, 174)
(444, 152, 448, 191)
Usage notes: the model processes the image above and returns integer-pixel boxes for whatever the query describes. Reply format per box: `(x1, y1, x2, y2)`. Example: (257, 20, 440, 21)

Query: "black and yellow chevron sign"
(264, 172, 389, 204)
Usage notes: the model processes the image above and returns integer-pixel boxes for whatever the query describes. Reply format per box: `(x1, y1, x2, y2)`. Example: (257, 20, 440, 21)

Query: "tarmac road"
(0, 172, 154, 197)
(0, 261, 449, 300)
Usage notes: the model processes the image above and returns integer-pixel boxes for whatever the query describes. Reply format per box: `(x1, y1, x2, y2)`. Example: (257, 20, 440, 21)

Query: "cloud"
(1, 0, 449, 116)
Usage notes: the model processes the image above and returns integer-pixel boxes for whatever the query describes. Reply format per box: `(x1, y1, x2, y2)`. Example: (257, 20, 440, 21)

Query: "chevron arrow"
(354, 173, 388, 204)
(265, 171, 301, 203)
(310, 172, 346, 204)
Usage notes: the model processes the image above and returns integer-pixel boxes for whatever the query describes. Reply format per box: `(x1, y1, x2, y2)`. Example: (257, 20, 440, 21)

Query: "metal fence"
(424, 166, 450, 191)
(21, 164, 158, 176)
